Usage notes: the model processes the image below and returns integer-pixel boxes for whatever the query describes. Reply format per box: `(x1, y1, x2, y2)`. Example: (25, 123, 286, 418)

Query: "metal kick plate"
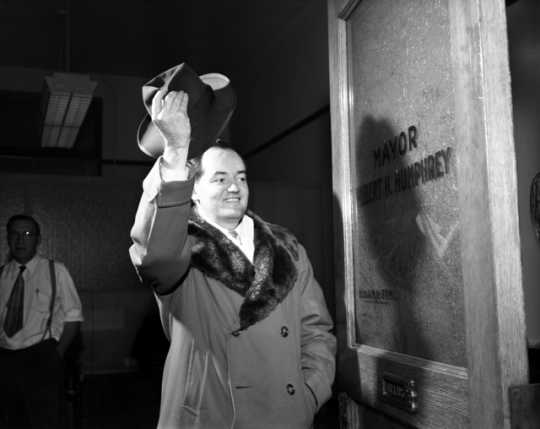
(380, 372, 419, 414)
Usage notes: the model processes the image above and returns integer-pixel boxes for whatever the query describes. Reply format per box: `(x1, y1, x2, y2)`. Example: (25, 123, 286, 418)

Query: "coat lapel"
(188, 210, 299, 330)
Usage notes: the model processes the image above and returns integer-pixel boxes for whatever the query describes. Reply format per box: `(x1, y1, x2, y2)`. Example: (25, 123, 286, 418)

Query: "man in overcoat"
(129, 64, 336, 429)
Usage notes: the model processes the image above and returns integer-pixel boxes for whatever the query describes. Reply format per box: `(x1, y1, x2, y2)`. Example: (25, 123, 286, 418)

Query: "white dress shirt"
(197, 211, 255, 263)
(0, 255, 84, 350)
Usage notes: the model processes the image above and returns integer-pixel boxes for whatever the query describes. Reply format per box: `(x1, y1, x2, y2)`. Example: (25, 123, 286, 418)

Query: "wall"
(507, 0, 540, 346)
(231, 0, 329, 154)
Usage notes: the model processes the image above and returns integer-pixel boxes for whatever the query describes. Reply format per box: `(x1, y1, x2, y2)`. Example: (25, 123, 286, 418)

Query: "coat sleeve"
(298, 244, 337, 412)
(129, 161, 195, 295)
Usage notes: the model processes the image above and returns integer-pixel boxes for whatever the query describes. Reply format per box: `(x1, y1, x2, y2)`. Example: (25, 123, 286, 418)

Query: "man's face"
(192, 148, 249, 229)
(7, 219, 40, 264)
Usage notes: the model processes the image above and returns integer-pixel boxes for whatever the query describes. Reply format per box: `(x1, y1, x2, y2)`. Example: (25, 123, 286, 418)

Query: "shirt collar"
(196, 209, 252, 243)
(235, 215, 253, 243)
(8, 254, 40, 275)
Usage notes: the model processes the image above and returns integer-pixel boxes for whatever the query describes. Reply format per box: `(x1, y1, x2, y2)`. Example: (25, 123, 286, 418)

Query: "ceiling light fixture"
(41, 72, 97, 149)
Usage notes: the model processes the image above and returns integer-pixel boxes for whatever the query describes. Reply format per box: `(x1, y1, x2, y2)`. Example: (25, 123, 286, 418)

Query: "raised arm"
(129, 90, 195, 295)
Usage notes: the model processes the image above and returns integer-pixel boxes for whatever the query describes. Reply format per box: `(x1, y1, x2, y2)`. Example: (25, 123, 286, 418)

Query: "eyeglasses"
(8, 231, 38, 240)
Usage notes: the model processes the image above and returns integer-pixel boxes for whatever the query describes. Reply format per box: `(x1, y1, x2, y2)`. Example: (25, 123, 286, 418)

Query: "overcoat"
(129, 164, 336, 429)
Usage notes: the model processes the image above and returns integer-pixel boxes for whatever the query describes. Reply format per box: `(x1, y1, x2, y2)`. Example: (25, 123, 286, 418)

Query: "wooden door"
(328, 1, 529, 428)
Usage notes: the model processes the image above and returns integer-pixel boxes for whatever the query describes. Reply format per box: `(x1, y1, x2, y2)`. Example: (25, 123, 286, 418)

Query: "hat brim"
(137, 67, 236, 159)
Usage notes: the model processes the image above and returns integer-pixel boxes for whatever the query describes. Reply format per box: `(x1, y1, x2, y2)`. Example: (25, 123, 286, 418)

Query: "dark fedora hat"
(137, 63, 236, 158)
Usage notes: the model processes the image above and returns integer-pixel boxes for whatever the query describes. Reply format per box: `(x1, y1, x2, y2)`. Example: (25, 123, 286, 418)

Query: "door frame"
(328, 0, 529, 427)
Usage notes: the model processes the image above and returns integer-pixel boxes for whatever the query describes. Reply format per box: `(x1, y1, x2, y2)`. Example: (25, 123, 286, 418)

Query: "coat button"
(280, 326, 289, 337)
(286, 383, 295, 395)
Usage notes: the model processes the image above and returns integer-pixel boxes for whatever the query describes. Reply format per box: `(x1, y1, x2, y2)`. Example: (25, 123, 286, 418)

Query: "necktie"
(229, 230, 241, 244)
(4, 265, 26, 337)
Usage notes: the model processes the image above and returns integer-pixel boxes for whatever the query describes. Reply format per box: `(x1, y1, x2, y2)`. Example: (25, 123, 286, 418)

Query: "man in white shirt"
(0, 214, 84, 429)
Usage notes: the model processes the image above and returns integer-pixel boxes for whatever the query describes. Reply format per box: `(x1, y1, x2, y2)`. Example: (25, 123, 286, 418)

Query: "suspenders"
(43, 259, 57, 341)
(0, 259, 57, 341)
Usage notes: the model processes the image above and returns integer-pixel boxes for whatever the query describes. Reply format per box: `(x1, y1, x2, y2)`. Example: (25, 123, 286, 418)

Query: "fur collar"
(188, 210, 299, 331)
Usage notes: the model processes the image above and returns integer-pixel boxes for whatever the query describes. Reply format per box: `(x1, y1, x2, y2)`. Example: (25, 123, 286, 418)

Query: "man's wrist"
(163, 145, 189, 164)
(160, 148, 190, 182)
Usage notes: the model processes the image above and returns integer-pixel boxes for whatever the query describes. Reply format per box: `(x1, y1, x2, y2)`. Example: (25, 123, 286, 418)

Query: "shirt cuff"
(64, 309, 84, 322)
(142, 157, 192, 202)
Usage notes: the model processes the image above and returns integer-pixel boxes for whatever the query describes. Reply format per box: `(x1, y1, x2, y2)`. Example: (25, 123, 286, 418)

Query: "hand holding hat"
(137, 63, 236, 159)
(151, 89, 191, 151)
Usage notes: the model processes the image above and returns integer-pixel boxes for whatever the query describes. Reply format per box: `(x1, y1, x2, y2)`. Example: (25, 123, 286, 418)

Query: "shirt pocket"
(32, 289, 53, 313)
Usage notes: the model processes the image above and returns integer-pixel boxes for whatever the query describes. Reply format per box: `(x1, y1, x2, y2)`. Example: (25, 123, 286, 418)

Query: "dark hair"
(187, 140, 240, 182)
(6, 214, 41, 237)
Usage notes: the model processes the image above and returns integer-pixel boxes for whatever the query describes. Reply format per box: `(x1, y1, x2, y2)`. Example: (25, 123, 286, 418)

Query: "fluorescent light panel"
(41, 73, 97, 149)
